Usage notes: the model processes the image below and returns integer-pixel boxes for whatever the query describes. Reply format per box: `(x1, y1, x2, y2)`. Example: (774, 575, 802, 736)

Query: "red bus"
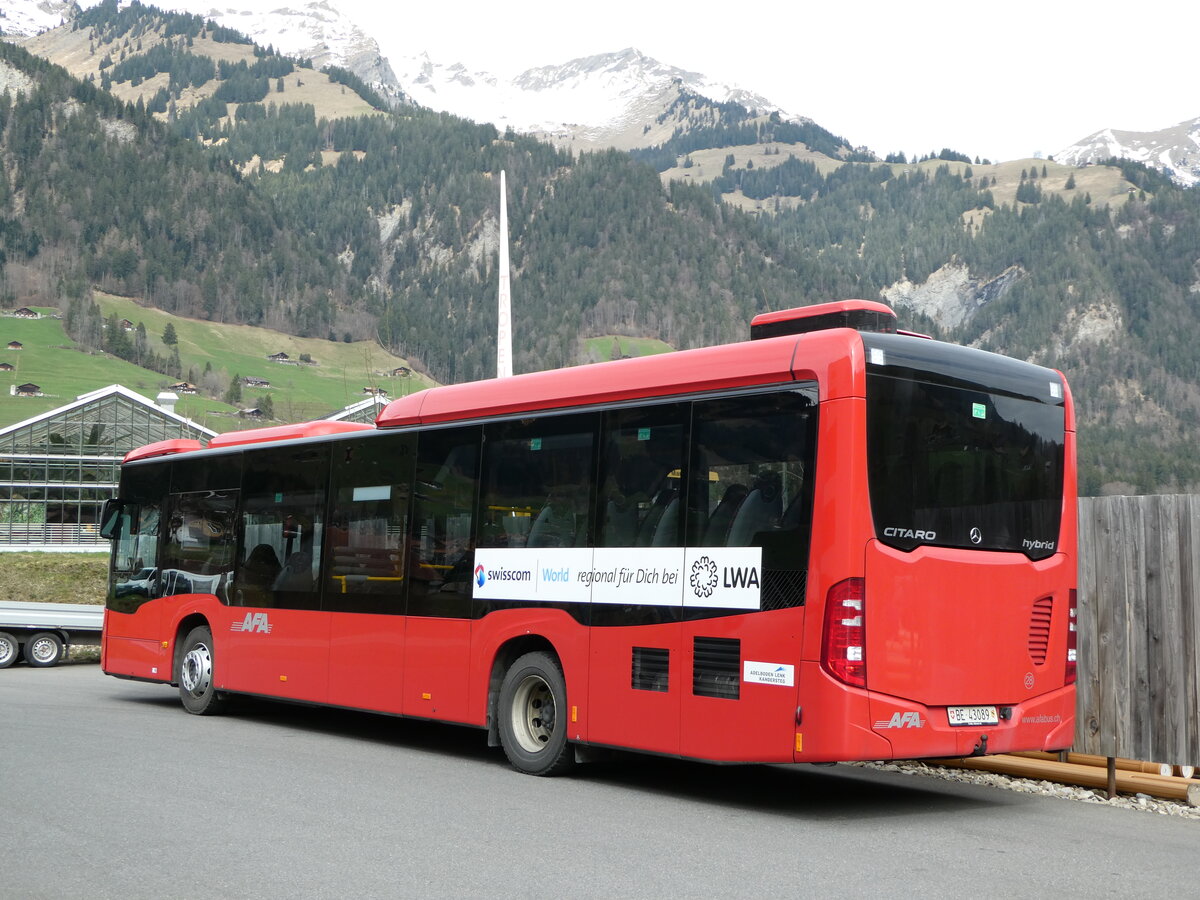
(100, 301, 1077, 775)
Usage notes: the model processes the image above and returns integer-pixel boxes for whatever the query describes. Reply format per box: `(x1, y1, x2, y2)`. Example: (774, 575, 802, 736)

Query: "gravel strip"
(851, 760, 1200, 819)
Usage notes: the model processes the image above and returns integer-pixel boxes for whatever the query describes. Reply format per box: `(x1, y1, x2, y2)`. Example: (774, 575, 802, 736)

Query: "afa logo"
(689, 556, 718, 599)
(475, 564, 487, 588)
(873, 711, 924, 729)
(231, 612, 272, 634)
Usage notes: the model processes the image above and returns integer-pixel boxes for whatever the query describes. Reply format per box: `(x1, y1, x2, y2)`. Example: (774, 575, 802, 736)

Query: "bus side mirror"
(99, 499, 123, 540)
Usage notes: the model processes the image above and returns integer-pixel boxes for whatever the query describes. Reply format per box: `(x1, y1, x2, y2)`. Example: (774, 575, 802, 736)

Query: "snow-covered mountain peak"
(1057, 117, 1200, 188)
(0, 0, 76, 37)
(513, 46, 702, 92)
(386, 45, 798, 148)
(7, 1, 802, 150)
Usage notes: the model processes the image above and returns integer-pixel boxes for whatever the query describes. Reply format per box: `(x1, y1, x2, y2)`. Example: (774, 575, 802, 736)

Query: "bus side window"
(235, 446, 329, 611)
(108, 503, 163, 613)
(108, 463, 170, 612)
(160, 489, 239, 602)
(480, 414, 598, 550)
(408, 426, 481, 618)
(597, 405, 687, 549)
(324, 433, 414, 614)
(688, 389, 818, 609)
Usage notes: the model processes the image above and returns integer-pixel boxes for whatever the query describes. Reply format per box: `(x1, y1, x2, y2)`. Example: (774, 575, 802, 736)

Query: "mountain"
(391, 47, 798, 151)
(9, 0, 817, 153)
(121, 0, 407, 101)
(0, 0, 75, 37)
(8, 0, 1200, 497)
(1056, 117, 1200, 188)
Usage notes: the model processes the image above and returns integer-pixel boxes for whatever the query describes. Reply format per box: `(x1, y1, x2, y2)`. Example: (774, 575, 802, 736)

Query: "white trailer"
(0, 601, 104, 668)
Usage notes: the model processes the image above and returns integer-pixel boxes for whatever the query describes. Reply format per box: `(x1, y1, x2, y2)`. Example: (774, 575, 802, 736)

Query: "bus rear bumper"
(865, 684, 1076, 760)
(791, 661, 1076, 763)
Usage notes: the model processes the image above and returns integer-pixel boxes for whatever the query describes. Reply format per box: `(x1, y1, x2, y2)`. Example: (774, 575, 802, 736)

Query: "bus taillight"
(821, 578, 866, 688)
(1065, 589, 1078, 685)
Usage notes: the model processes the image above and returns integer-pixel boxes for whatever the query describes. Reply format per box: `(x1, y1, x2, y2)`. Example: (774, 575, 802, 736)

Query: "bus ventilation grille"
(693, 637, 741, 700)
(632, 647, 670, 692)
(1028, 596, 1053, 664)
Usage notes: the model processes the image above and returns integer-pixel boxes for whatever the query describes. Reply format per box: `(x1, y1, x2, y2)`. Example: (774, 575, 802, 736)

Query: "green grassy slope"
(0, 300, 430, 430)
(582, 335, 675, 362)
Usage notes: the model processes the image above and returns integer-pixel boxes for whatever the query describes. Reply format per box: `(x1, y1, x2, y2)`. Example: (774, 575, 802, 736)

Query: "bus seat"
(702, 483, 748, 546)
(728, 473, 781, 546)
(527, 492, 581, 548)
(650, 495, 680, 546)
(273, 549, 314, 592)
(635, 488, 677, 546)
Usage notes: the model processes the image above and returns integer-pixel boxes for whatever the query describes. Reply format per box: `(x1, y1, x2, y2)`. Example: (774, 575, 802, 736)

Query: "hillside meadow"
(0, 298, 431, 430)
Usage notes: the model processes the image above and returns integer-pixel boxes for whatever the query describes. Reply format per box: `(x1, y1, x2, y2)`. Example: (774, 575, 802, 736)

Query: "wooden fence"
(1076, 494, 1200, 766)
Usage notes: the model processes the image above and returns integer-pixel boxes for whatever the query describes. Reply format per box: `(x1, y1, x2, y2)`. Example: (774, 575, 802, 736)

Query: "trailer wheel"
(177, 626, 228, 715)
(0, 631, 18, 668)
(25, 632, 64, 667)
(497, 651, 574, 776)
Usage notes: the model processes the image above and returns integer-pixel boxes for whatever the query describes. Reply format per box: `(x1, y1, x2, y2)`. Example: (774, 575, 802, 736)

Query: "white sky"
(341, 0, 1200, 162)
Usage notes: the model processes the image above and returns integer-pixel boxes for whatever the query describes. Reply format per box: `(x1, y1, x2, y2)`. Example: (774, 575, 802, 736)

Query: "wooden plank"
(1114, 496, 1138, 758)
(1090, 497, 1119, 757)
(1156, 496, 1186, 765)
(1076, 498, 1102, 754)
(1143, 495, 1169, 763)
(1184, 496, 1200, 766)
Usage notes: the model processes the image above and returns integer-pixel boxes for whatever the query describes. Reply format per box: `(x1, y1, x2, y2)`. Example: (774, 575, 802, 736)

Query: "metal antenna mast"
(497, 170, 513, 378)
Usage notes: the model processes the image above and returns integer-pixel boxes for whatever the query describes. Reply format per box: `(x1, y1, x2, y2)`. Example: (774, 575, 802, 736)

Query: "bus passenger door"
(402, 427, 480, 724)
(226, 445, 331, 704)
(323, 433, 414, 714)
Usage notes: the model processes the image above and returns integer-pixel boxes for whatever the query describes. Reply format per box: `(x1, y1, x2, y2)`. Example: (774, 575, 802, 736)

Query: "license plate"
(947, 705, 999, 727)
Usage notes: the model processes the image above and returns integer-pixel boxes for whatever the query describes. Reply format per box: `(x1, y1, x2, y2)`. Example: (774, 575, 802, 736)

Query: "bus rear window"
(867, 373, 1065, 559)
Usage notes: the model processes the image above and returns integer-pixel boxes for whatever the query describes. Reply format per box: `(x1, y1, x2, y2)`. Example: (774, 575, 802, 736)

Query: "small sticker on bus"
(743, 661, 795, 686)
(972, 402, 986, 419)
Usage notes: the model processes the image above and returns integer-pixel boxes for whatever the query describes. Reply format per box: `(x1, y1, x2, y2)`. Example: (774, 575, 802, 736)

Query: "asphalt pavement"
(2, 662, 1194, 898)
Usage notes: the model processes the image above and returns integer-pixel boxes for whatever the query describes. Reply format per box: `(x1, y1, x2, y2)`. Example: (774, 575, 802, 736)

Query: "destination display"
(472, 546, 764, 609)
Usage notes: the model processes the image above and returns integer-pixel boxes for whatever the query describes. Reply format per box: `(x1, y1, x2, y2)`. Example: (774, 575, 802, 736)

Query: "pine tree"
(162, 321, 178, 345)
(224, 374, 243, 406)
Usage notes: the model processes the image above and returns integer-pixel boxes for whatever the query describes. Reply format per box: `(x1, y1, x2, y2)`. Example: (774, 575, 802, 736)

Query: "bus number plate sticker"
(947, 705, 999, 727)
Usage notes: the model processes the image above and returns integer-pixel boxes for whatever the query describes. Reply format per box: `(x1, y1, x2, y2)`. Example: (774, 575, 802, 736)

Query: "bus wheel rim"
(181, 643, 213, 695)
(510, 674, 555, 754)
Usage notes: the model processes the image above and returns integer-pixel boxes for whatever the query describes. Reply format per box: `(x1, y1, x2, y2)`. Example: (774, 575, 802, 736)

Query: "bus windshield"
(865, 341, 1065, 561)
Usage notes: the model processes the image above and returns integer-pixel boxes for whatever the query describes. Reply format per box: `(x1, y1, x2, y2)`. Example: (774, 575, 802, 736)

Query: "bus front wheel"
(177, 626, 229, 716)
(497, 651, 574, 776)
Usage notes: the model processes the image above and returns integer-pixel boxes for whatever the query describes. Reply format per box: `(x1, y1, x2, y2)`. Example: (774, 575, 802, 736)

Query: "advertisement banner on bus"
(471, 547, 763, 609)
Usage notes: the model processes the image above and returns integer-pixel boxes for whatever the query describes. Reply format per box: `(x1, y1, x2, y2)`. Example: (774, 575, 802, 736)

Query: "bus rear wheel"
(497, 651, 574, 776)
(177, 626, 229, 716)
